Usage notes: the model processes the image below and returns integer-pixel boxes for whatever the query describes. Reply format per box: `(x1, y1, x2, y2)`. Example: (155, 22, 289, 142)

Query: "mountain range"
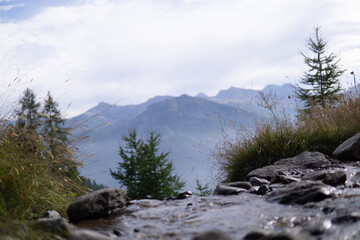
(68, 83, 296, 191)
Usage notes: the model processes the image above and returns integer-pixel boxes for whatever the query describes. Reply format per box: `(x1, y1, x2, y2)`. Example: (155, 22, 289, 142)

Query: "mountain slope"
(68, 83, 296, 191)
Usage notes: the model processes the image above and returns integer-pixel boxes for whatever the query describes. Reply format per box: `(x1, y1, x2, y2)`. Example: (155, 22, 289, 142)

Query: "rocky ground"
(39, 132, 360, 240)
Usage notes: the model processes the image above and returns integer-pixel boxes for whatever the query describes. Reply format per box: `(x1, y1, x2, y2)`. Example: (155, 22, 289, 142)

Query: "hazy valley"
(68, 83, 296, 190)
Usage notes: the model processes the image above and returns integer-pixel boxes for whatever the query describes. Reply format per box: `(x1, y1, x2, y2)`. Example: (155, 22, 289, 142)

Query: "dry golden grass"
(0, 123, 87, 219)
(216, 94, 360, 182)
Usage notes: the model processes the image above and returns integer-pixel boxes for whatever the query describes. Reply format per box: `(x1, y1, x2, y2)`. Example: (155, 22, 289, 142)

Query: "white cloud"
(0, 3, 25, 11)
(1, 0, 360, 116)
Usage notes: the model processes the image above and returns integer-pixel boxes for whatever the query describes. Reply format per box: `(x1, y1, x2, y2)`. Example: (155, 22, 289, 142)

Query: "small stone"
(42, 210, 61, 219)
(225, 181, 252, 190)
(213, 184, 247, 196)
(177, 191, 193, 199)
(256, 185, 270, 195)
(332, 212, 360, 224)
(249, 177, 270, 186)
(113, 229, 123, 236)
(243, 231, 315, 240)
(167, 191, 193, 200)
(322, 171, 346, 186)
(69, 229, 114, 240)
(193, 230, 233, 240)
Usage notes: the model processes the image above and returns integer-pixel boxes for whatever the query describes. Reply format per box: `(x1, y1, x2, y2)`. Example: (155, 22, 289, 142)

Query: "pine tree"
(194, 179, 212, 196)
(42, 92, 69, 170)
(296, 27, 345, 110)
(16, 88, 41, 130)
(110, 128, 185, 200)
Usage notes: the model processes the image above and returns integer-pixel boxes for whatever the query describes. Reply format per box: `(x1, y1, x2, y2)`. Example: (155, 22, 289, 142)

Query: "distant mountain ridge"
(68, 83, 296, 190)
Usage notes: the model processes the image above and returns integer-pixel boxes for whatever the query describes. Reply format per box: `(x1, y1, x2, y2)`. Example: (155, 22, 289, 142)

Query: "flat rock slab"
(67, 188, 129, 223)
(247, 152, 331, 180)
(274, 152, 331, 168)
(267, 181, 337, 205)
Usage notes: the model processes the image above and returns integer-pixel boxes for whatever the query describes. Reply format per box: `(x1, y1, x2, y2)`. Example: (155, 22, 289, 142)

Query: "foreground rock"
(67, 188, 130, 223)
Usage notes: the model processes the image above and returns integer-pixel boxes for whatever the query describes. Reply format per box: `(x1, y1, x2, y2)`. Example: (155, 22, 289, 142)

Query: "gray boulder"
(247, 152, 331, 181)
(67, 188, 129, 223)
(267, 181, 336, 205)
(333, 132, 360, 161)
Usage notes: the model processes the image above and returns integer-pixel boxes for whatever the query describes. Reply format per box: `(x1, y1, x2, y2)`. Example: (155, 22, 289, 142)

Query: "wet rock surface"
(72, 147, 360, 239)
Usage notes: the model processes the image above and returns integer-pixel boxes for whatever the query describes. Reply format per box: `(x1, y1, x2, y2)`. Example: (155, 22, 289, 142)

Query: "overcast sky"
(1, 0, 360, 117)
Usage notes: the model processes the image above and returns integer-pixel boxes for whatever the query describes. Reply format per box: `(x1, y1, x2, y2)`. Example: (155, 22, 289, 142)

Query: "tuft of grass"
(216, 95, 360, 182)
(0, 124, 87, 219)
